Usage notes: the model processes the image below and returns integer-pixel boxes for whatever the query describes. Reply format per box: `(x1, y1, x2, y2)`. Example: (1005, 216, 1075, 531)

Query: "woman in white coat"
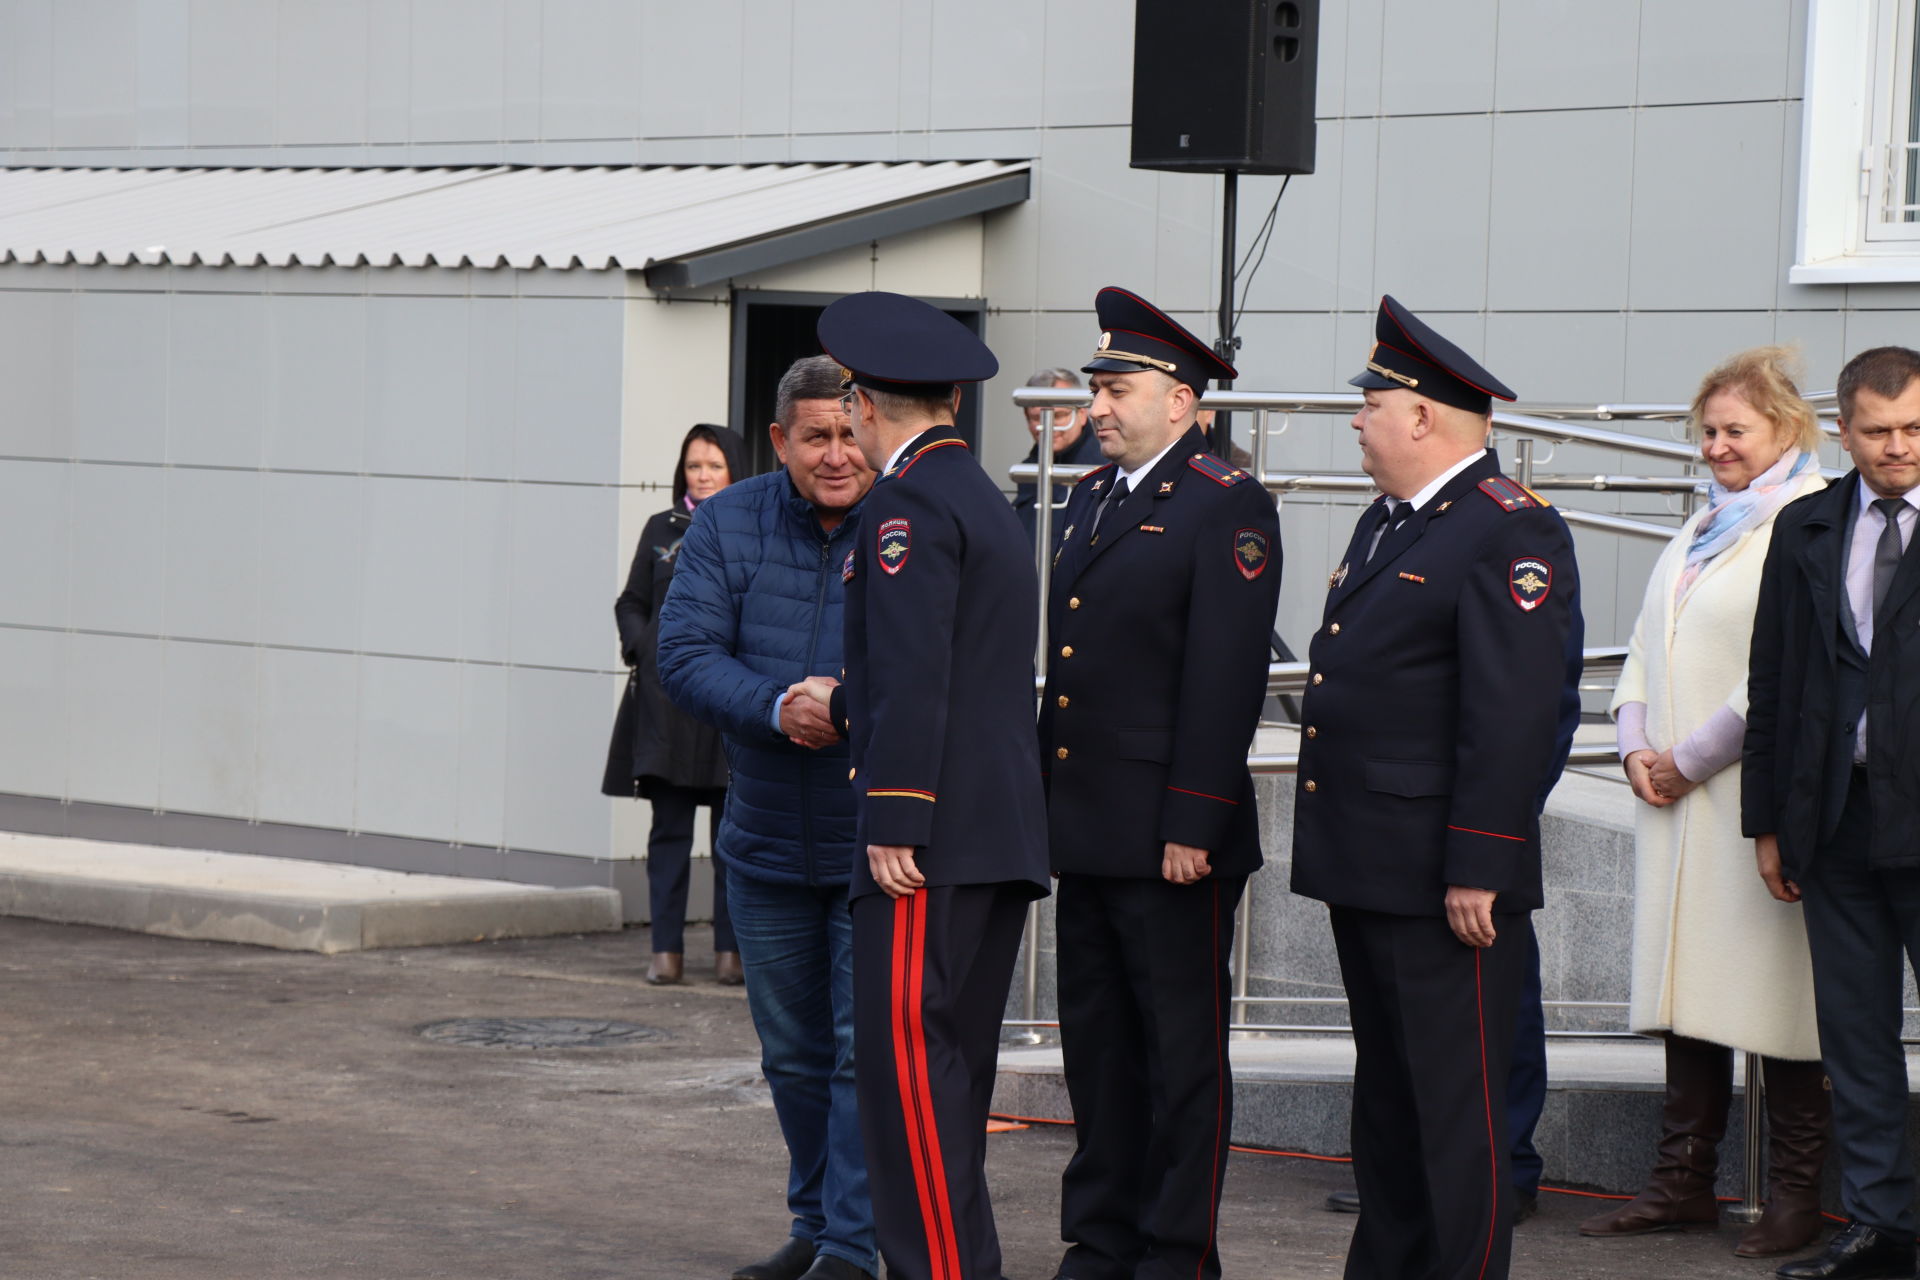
(1580, 348, 1830, 1256)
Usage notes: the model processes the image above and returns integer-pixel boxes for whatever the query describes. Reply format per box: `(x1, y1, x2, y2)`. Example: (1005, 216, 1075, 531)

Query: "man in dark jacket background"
(1745, 345, 1920, 1280)
(1012, 366, 1104, 551)
(657, 355, 879, 1280)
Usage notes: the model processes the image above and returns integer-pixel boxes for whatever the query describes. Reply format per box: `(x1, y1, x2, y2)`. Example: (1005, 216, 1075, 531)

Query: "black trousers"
(1055, 873, 1245, 1280)
(1801, 770, 1920, 1242)
(644, 784, 732, 954)
(1330, 906, 1529, 1280)
(851, 883, 1029, 1280)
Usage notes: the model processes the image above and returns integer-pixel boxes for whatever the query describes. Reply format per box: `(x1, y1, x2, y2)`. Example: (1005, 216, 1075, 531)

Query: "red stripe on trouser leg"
(1473, 948, 1496, 1280)
(1199, 879, 1223, 1280)
(906, 893, 962, 1280)
(891, 895, 942, 1277)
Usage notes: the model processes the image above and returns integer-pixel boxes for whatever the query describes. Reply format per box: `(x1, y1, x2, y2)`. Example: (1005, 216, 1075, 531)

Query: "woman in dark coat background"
(604, 424, 748, 985)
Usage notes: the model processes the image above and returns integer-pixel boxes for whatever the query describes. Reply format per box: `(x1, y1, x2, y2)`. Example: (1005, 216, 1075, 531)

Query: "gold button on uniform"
(1304, 780, 1318, 792)
(1069, 597, 1081, 610)
(848, 768, 857, 780)
(1057, 695, 1070, 708)
(1329, 623, 1341, 635)
(1305, 726, 1317, 739)
(1056, 747, 1069, 760)
(1061, 645, 1074, 658)
(1311, 672, 1323, 686)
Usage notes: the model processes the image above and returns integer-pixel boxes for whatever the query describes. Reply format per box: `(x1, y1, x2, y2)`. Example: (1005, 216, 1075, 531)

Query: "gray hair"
(775, 354, 847, 428)
(1026, 367, 1082, 388)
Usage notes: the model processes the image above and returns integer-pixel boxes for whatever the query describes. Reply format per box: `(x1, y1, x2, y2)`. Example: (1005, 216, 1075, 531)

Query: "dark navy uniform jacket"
(832, 427, 1051, 903)
(1290, 452, 1579, 917)
(1038, 426, 1283, 879)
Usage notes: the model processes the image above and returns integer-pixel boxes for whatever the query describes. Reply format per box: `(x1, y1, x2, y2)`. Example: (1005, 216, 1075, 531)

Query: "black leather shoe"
(1513, 1193, 1539, 1226)
(798, 1256, 874, 1280)
(1777, 1223, 1917, 1280)
(1325, 1188, 1361, 1213)
(732, 1237, 816, 1280)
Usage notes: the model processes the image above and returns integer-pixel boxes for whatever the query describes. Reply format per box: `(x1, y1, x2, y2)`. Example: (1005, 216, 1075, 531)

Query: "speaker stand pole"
(1212, 168, 1238, 460)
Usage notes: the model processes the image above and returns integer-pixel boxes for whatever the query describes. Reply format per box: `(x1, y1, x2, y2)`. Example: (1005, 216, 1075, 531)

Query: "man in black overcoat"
(1291, 296, 1578, 1280)
(1746, 345, 1920, 1280)
(789, 291, 1050, 1280)
(1038, 287, 1282, 1280)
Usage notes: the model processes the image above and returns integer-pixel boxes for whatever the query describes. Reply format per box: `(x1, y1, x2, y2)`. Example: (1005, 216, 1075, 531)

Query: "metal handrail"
(1006, 383, 1836, 1215)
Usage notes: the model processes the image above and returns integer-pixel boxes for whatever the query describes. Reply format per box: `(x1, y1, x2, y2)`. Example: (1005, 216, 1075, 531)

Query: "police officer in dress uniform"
(1038, 287, 1283, 1280)
(1291, 297, 1579, 1280)
(786, 292, 1050, 1280)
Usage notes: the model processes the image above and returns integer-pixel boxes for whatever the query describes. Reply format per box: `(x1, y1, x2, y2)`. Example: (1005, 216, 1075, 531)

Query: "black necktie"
(1091, 476, 1130, 541)
(1873, 496, 1907, 620)
(1366, 500, 1411, 563)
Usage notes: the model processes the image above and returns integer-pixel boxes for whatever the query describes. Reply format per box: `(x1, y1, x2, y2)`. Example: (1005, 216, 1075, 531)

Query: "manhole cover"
(417, 1018, 667, 1049)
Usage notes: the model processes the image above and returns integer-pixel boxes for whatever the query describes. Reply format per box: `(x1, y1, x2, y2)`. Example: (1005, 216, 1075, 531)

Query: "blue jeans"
(726, 868, 876, 1273)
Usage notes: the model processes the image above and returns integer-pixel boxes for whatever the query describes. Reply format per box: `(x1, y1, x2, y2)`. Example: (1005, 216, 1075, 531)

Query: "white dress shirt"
(1368, 448, 1487, 558)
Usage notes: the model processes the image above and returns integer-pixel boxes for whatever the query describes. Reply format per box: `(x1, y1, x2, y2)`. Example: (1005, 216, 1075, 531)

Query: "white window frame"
(1794, 0, 1920, 280)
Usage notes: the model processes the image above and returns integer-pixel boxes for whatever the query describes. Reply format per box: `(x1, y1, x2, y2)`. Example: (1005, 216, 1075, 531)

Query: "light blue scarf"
(1675, 447, 1813, 601)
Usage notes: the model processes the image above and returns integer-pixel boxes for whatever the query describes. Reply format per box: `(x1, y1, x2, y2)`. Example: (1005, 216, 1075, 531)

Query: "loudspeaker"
(1129, 0, 1319, 176)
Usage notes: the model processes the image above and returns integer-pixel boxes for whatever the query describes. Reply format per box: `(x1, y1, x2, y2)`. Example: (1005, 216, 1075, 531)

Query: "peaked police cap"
(1348, 294, 1516, 415)
(1082, 286, 1237, 390)
(817, 291, 998, 394)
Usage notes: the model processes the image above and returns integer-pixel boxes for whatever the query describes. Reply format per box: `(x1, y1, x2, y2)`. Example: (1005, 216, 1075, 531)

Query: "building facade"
(0, 0, 1902, 900)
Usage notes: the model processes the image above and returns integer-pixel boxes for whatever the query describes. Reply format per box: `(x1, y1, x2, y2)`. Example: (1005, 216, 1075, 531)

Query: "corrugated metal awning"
(0, 161, 1031, 287)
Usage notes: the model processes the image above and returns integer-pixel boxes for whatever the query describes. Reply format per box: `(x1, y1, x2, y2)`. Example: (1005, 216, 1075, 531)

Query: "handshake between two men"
(779, 676, 926, 900)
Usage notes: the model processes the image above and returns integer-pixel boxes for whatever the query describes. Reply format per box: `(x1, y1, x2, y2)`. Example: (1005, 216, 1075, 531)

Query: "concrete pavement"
(0, 916, 1800, 1279)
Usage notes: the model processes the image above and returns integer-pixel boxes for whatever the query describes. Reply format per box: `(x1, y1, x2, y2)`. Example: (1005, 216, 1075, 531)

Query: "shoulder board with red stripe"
(1476, 476, 1551, 511)
(894, 438, 968, 478)
(1187, 453, 1251, 486)
(1075, 463, 1117, 489)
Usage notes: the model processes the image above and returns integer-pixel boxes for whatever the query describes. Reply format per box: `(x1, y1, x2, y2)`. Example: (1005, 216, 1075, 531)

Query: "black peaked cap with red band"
(817, 290, 998, 394)
(1081, 286, 1237, 390)
(1348, 295, 1516, 416)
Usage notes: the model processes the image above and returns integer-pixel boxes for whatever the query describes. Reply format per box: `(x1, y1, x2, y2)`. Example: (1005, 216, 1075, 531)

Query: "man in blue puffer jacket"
(657, 355, 879, 1280)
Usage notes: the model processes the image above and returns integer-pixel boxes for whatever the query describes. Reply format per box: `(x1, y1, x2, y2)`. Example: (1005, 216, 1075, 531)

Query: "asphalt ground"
(0, 916, 1806, 1279)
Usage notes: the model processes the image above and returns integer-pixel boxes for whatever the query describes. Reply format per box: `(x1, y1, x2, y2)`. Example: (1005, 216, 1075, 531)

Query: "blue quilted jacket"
(656, 471, 863, 886)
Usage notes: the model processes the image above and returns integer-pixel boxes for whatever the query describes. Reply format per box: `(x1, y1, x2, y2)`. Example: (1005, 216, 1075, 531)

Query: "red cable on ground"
(988, 1113, 1848, 1221)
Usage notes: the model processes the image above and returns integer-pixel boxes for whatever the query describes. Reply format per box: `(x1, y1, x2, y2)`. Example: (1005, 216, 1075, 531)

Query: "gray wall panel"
(67, 631, 163, 809)
(187, 0, 276, 146)
(1380, 0, 1497, 116)
(163, 466, 262, 643)
(170, 292, 267, 468)
(0, 460, 69, 629)
(276, 0, 370, 146)
(366, 297, 469, 477)
(257, 472, 365, 652)
(1638, 0, 1793, 106)
(409, 0, 506, 145)
(68, 463, 164, 634)
(355, 653, 462, 841)
(1487, 110, 1635, 313)
(1629, 102, 1789, 312)
(0, 289, 71, 460)
(267, 294, 368, 473)
(358, 475, 466, 658)
(0, 626, 69, 799)
(158, 637, 259, 817)
(72, 292, 168, 464)
(1493, 0, 1641, 112)
(256, 646, 359, 831)
(504, 665, 612, 857)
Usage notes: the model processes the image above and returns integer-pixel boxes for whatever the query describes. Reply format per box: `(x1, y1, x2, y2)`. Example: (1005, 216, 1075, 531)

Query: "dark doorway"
(729, 289, 988, 477)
